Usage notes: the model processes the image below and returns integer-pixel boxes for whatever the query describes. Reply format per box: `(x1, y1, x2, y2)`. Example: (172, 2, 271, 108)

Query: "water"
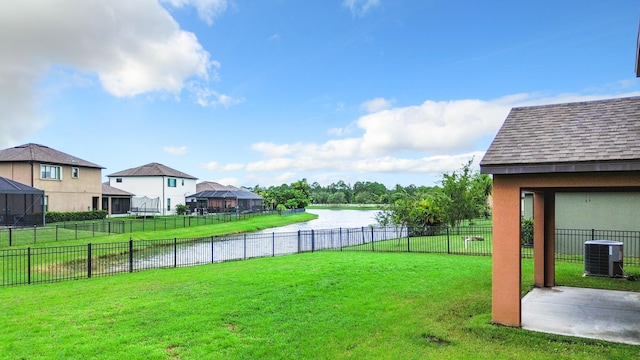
(254, 209, 380, 233)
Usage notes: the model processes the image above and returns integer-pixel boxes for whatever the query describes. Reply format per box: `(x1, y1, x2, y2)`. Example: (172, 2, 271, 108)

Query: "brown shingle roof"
(480, 96, 640, 174)
(0, 143, 103, 168)
(102, 182, 135, 197)
(108, 162, 197, 179)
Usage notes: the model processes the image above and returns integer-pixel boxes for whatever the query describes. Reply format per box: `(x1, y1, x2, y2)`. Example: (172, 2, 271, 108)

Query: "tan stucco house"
(480, 96, 640, 327)
(0, 143, 104, 212)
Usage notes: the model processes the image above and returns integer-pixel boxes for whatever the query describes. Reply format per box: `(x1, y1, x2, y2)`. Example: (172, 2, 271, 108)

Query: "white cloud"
(360, 97, 394, 113)
(342, 0, 380, 17)
(190, 84, 245, 107)
(245, 92, 640, 178)
(216, 177, 240, 186)
(164, 145, 188, 155)
(0, 0, 229, 148)
(162, 0, 228, 25)
(199, 161, 244, 171)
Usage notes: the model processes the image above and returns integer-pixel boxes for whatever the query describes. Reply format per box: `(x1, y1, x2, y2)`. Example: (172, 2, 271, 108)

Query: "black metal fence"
(1, 225, 638, 286)
(0, 209, 304, 247)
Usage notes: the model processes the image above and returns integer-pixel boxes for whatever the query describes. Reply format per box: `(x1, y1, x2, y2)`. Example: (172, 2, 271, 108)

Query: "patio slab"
(521, 286, 640, 345)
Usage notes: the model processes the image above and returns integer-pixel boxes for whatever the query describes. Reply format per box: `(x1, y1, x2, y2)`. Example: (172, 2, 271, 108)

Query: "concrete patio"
(521, 286, 640, 345)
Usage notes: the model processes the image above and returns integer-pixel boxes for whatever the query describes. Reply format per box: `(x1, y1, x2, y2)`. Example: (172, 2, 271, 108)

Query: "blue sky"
(2, 0, 640, 188)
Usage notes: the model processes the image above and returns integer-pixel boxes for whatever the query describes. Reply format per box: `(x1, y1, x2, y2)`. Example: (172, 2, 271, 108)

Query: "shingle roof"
(108, 162, 197, 179)
(102, 182, 135, 197)
(196, 181, 232, 192)
(0, 176, 44, 194)
(480, 96, 640, 174)
(186, 190, 263, 200)
(0, 143, 103, 169)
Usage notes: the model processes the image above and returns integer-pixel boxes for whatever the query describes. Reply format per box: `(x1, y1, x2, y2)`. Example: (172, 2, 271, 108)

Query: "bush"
(46, 210, 108, 223)
(521, 218, 534, 246)
(175, 204, 190, 215)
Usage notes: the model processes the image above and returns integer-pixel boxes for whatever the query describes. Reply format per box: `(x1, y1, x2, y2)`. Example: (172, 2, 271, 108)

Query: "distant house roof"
(102, 182, 135, 197)
(187, 190, 263, 201)
(0, 143, 103, 169)
(196, 181, 232, 192)
(0, 176, 44, 195)
(108, 162, 197, 179)
(480, 96, 640, 175)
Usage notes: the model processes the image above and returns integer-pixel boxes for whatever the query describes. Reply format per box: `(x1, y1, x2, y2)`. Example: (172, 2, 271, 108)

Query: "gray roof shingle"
(108, 162, 197, 179)
(480, 96, 640, 174)
(102, 182, 135, 197)
(0, 143, 103, 169)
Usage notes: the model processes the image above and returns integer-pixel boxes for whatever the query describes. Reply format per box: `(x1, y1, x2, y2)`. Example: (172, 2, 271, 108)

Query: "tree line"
(251, 159, 492, 228)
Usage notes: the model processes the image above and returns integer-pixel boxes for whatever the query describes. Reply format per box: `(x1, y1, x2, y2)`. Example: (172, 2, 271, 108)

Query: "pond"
(253, 209, 381, 234)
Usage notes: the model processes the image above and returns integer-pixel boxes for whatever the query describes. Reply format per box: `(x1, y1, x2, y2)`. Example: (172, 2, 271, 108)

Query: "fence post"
(361, 227, 365, 245)
(55, 225, 58, 241)
(371, 227, 375, 252)
(447, 227, 451, 254)
(298, 230, 301, 253)
(340, 228, 343, 251)
(311, 230, 315, 253)
(75, 223, 78, 239)
(407, 227, 410, 252)
(129, 238, 133, 273)
(211, 236, 215, 263)
(34, 225, 37, 244)
(27, 247, 31, 284)
(92, 222, 95, 237)
(174, 237, 177, 267)
(243, 234, 247, 260)
(108, 221, 111, 234)
(8, 227, 11, 246)
(272, 233, 275, 257)
(88, 243, 92, 278)
(591, 228, 595, 241)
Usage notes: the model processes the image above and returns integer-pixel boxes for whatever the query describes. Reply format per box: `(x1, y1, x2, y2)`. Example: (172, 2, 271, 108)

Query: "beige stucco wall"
(0, 162, 102, 212)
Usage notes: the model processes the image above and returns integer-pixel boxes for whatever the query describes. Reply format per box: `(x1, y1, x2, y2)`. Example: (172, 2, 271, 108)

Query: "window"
(167, 198, 171, 211)
(116, 178, 122, 183)
(181, 179, 184, 186)
(41, 165, 61, 180)
(72, 167, 79, 178)
(168, 178, 177, 187)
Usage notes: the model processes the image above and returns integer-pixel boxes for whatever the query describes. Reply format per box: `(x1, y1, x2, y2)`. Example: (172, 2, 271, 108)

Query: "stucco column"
(543, 192, 555, 286)
(491, 175, 522, 327)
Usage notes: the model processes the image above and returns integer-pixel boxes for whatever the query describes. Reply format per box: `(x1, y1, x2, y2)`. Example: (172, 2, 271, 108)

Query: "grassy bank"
(4, 212, 318, 248)
(0, 252, 636, 359)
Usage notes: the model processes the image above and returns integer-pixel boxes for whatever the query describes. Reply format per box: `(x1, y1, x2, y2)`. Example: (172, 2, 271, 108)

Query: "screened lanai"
(186, 189, 264, 214)
(0, 177, 45, 227)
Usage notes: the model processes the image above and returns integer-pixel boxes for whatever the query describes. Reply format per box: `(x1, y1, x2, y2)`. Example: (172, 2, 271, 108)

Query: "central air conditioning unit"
(584, 240, 623, 277)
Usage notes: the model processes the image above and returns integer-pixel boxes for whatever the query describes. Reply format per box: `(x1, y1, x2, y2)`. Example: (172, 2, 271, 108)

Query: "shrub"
(521, 218, 534, 246)
(175, 204, 190, 215)
(46, 210, 108, 223)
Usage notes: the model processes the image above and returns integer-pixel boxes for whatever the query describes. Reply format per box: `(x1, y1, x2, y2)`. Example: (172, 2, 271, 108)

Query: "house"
(0, 143, 103, 212)
(0, 176, 45, 226)
(480, 96, 640, 327)
(107, 163, 197, 215)
(187, 181, 263, 214)
(102, 182, 134, 217)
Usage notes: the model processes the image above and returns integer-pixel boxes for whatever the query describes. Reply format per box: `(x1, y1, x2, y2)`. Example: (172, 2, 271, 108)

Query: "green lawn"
(0, 212, 318, 249)
(0, 252, 637, 359)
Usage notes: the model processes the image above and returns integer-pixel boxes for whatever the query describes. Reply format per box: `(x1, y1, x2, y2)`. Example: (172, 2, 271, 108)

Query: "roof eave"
(481, 160, 640, 175)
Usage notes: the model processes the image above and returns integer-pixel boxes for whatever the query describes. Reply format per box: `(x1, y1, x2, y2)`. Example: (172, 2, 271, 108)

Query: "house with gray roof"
(479, 96, 640, 329)
(0, 143, 103, 212)
(107, 163, 197, 215)
(484, 96, 640, 231)
(0, 176, 45, 226)
(188, 182, 263, 214)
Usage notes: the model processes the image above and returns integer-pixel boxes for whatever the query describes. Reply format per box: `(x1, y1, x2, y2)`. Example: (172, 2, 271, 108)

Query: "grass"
(0, 252, 638, 359)
(1, 212, 318, 249)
